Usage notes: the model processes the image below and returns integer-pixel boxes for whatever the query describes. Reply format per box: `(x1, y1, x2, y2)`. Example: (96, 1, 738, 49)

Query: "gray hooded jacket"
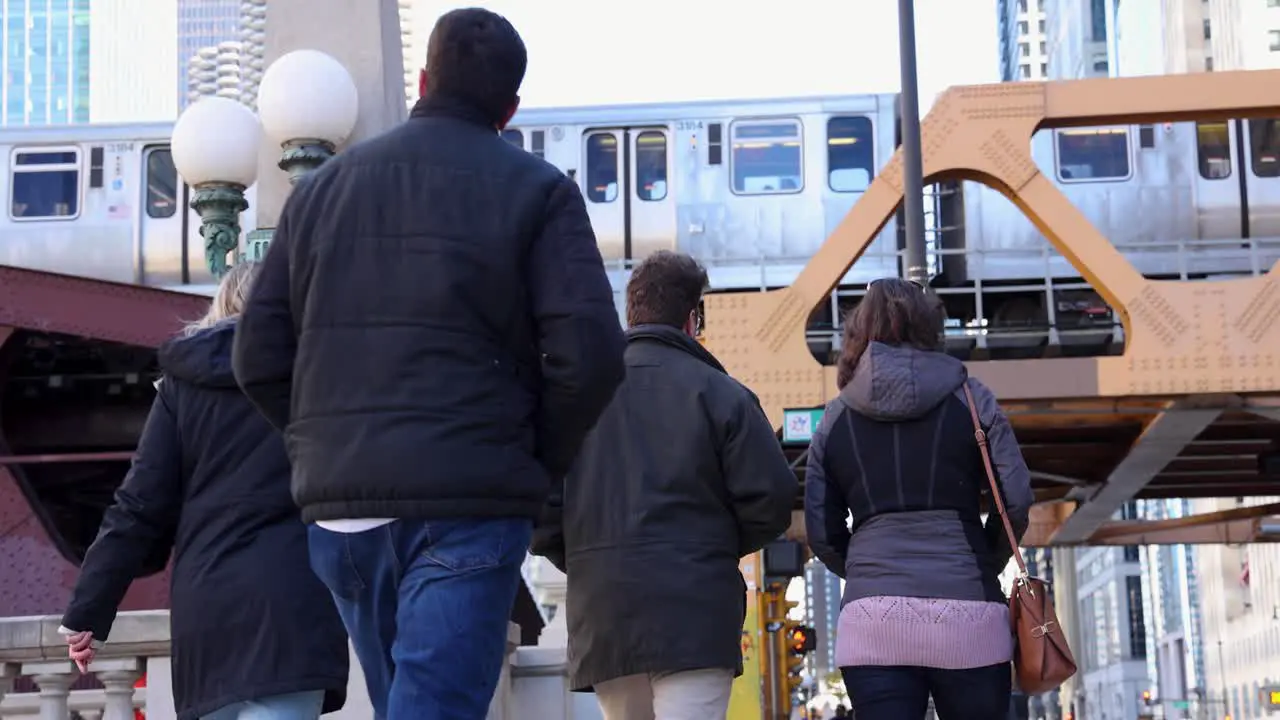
(804, 342, 1033, 605)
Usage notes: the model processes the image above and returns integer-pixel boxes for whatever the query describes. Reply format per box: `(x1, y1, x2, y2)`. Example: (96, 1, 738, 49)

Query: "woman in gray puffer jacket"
(804, 277, 1034, 720)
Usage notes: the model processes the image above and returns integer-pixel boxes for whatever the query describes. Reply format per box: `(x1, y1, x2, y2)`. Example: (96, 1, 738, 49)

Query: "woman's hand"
(64, 630, 96, 673)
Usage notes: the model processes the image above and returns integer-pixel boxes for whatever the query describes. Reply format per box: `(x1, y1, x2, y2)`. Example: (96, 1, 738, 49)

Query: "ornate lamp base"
(279, 139, 336, 184)
(189, 182, 249, 279)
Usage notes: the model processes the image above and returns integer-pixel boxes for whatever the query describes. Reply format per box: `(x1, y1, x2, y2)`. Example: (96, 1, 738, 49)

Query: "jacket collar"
(626, 324, 727, 375)
(409, 92, 498, 130)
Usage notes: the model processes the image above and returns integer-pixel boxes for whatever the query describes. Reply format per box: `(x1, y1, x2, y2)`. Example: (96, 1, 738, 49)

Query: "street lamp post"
(897, 0, 929, 288)
(257, 49, 359, 185)
(172, 49, 360, 276)
(170, 96, 262, 278)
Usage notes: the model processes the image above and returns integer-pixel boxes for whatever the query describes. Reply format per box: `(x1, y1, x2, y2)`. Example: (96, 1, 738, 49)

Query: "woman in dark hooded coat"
(59, 262, 349, 720)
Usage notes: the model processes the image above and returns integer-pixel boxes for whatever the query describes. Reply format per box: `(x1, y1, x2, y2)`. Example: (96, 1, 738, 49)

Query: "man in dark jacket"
(531, 251, 797, 719)
(232, 8, 626, 719)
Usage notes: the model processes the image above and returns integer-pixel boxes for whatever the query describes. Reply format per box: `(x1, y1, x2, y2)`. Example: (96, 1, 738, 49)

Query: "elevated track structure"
(2, 71, 1280, 621)
(703, 70, 1280, 548)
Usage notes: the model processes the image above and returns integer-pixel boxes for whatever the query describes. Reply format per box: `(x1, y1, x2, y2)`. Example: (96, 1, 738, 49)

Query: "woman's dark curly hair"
(835, 277, 946, 389)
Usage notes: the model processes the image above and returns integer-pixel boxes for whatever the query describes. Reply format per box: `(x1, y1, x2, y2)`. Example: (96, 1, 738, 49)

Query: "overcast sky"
(411, 0, 1002, 110)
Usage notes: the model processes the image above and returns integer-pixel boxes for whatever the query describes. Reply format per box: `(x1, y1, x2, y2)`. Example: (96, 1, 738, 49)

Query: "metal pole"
(1218, 640, 1227, 713)
(897, 0, 929, 287)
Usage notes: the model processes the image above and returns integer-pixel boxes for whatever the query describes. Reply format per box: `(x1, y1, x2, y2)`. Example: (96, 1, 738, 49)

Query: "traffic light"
(781, 623, 816, 703)
(788, 625, 817, 655)
(1141, 689, 1152, 706)
(1262, 684, 1280, 710)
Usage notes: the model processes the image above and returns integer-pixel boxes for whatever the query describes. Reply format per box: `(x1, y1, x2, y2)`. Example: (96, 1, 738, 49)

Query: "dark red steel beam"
(0, 451, 134, 465)
(0, 451, 168, 617)
(0, 268, 201, 616)
(0, 266, 207, 346)
(3, 403, 148, 449)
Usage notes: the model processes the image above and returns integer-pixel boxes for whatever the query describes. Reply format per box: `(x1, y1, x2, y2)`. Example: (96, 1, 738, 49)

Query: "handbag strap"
(961, 381, 1029, 579)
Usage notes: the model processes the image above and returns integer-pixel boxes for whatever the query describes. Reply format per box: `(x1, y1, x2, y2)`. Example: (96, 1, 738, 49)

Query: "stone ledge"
(0, 611, 171, 663)
(510, 645, 568, 677)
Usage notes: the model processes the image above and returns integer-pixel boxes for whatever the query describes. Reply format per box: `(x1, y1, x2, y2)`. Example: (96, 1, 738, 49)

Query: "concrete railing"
(0, 611, 596, 720)
(0, 611, 170, 720)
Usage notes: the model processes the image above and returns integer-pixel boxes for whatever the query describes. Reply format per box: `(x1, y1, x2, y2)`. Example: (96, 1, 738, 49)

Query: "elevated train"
(2, 92, 1278, 359)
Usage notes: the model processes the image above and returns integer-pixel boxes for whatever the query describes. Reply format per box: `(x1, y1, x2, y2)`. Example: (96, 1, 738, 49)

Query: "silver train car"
(1, 96, 1277, 357)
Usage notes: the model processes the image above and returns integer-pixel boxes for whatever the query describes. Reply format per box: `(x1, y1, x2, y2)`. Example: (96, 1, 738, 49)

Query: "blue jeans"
(308, 518, 533, 720)
(841, 664, 1012, 720)
(200, 690, 324, 720)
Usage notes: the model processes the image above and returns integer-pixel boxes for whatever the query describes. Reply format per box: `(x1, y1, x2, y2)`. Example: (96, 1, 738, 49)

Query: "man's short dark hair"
(626, 251, 709, 329)
(425, 8, 527, 125)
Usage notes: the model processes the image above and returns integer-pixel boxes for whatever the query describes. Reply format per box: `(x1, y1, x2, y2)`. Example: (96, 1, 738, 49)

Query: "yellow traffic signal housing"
(1263, 685, 1280, 708)
(761, 584, 798, 632)
(784, 654, 805, 695)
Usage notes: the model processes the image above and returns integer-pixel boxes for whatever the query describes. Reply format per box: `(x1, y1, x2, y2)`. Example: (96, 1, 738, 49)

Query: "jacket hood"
(157, 318, 240, 389)
(626, 324, 726, 374)
(839, 342, 967, 421)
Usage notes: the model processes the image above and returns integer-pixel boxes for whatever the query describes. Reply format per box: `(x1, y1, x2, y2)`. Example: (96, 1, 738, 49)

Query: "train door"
(138, 145, 184, 286)
(581, 126, 676, 265)
(1192, 121, 1243, 241)
(1242, 118, 1280, 239)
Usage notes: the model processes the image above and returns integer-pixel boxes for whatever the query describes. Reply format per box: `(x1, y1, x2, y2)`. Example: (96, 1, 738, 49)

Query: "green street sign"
(242, 229, 274, 263)
(782, 408, 824, 443)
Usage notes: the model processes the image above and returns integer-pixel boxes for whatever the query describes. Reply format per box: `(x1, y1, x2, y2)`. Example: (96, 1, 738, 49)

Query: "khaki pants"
(595, 668, 734, 720)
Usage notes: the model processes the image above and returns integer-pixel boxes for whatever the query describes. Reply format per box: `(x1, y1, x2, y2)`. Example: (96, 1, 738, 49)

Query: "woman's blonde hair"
(183, 261, 261, 336)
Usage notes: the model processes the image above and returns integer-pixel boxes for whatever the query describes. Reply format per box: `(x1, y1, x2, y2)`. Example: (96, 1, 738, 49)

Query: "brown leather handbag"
(962, 383, 1078, 695)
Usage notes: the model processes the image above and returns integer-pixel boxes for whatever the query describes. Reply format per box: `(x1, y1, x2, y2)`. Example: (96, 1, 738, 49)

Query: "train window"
(146, 149, 179, 219)
(635, 131, 667, 202)
(1055, 128, 1131, 181)
(708, 123, 723, 166)
(1138, 125, 1155, 149)
(827, 116, 874, 193)
(531, 130, 546, 159)
(501, 129, 523, 149)
(89, 146, 104, 188)
(730, 119, 803, 195)
(1196, 121, 1232, 180)
(1249, 119, 1280, 178)
(584, 132, 618, 203)
(10, 148, 80, 220)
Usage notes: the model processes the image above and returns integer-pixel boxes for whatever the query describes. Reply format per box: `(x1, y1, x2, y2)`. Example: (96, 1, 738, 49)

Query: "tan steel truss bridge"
(703, 70, 1280, 547)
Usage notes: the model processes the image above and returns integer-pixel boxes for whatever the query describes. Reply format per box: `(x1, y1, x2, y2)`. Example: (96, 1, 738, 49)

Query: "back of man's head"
(625, 251, 709, 331)
(423, 8, 527, 126)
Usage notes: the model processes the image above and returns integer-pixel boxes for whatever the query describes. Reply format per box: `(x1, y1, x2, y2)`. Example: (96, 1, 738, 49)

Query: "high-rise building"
(1074, 519, 1151, 720)
(1193, 496, 1280, 720)
(1044, 0, 1115, 79)
(1139, 499, 1208, 718)
(178, 0, 240, 111)
(89, 0, 177, 123)
(997, 0, 1050, 82)
(0, 0, 91, 126)
(803, 560, 841, 682)
(400, 0, 416, 109)
(1206, 0, 1280, 71)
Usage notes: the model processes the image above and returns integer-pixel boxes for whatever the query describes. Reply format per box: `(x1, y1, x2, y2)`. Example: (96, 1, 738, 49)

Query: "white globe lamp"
(256, 49, 359, 183)
(171, 96, 262, 278)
